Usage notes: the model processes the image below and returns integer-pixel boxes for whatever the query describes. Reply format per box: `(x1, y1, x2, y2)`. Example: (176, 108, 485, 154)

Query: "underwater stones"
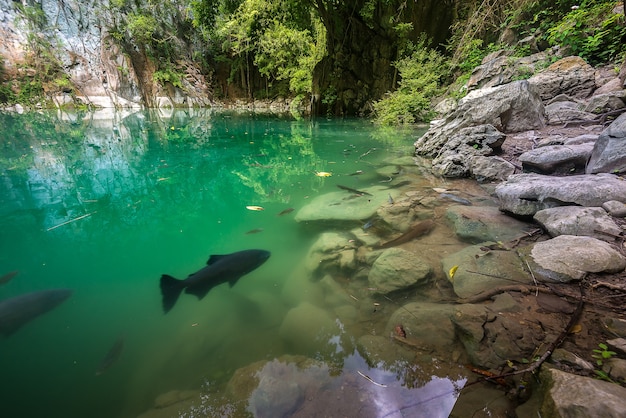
(446, 205, 531, 243)
(534, 206, 623, 241)
(442, 243, 531, 298)
(386, 302, 456, 351)
(368, 247, 432, 294)
(522, 235, 626, 283)
(495, 173, 626, 216)
(294, 185, 402, 224)
(356, 334, 415, 366)
(279, 302, 341, 354)
(303, 231, 357, 279)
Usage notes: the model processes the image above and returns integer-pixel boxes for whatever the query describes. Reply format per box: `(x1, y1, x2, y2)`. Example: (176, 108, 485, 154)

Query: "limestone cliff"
(0, 0, 213, 109)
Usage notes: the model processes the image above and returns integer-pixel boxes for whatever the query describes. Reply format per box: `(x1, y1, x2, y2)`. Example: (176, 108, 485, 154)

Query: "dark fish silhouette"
(96, 335, 125, 376)
(376, 219, 435, 249)
(0, 270, 18, 285)
(277, 208, 294, 216)
(336, 184, 372, 196)
(439, 193, 472, 206)
(245, 228, 264, 234)
(160, 249, 271, 313)
(0, 288, 73, 336)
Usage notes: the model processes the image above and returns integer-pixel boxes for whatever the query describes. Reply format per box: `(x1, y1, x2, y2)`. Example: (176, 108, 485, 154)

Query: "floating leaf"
(449, 265, 459, 281)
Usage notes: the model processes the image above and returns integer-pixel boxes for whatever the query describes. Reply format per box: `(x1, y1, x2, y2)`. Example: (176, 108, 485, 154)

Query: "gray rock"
(279, 302, 341, 355)
(467, 50, 555, 91)
(446, 205, 531, 243)
(563, 134, 598, 145)
(534, 206, 623, 241)
(586, 112, 626, 174)
(545, 101, 598, 125)
(469, 155, 516, 182)
(529, 56, 596, 100)
(603, 200, 626, 217)
(537, 367, 626, 418)
(603, 358, 626, 383)
(368, 248, 432, 294)
(442, 243, 531, 298)
(584, 93, 625, 114)
(294, 185, 402, 224)
(356, 335, 415, 366)
(519, 143, 594, 174)
(596, 77, 625, 95)
(550, 348, 595, 372)
(523, 235, 626, 282)
(607, 338, 626, 356)
(431, 124, 506, 177)
(495, 173, 626, 216)
(415, 80, 545, 158)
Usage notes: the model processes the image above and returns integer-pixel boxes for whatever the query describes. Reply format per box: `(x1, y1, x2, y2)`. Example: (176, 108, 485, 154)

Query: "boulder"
(495, 173, 626, 216)
(519, 143, 594, 174)
(368, 247, 432, 294)
(586, 112, 626, 174)
(535, 367, 626, 418)
(294, 185, 402, 224)
(529, 56, 596, 100)
(469, 155, 516, 182)
(544, 101, 598, 125)
(584, 93, 625, 114)
(521, 235, 626, 282)
(431, 124, 506, 177)
(415, 80, 545, 158)
(279, 302, 341, 355)
(442, 243, 531, 298)
(603, 200, 626, 217)
(446, 205, 532, 243)
(534, 206, 623, 241)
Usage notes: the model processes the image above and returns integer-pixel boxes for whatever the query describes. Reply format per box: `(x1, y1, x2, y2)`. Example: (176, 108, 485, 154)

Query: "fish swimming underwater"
(0, 270, 18, 285)
(375, 219, 435, 249)
(96, 335, 125, 376)
(0, 288, 73, 336)
(160, 249, 271, 313)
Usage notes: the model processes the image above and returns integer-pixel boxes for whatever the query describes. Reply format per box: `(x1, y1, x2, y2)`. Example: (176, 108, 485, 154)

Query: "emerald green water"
(0, 109, 466, 417)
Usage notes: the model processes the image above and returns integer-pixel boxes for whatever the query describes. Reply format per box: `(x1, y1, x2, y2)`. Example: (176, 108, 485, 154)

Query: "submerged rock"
(446, 205, 532, 244)
(495, 173, 626, 216)
(522, 235, 626, 282)
(368, 247, 432, 294)
(442, 243, 531, 298)
(386, 302, 456, 351)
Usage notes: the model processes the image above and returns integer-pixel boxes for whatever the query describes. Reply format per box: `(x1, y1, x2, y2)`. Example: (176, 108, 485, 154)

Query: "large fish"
(0, 288, 73, 336)
(160, 249, 271, 313)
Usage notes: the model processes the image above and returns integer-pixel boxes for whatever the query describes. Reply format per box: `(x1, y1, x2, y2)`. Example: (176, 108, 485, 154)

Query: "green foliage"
(546, 2, 626, 64)
(153, 68, 185, 89)
(592, 342, 617, 366)
(373, 41, 448, 125)
(127, 13, 158, 44)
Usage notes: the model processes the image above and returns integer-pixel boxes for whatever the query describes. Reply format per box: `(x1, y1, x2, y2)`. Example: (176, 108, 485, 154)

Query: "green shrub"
(373, 42, 448, 125)
(153, 68, 184, 89)
(546, 2, 626, 64)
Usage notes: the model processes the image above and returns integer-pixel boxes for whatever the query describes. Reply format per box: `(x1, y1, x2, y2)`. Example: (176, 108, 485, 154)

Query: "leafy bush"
(373, 42, 448, 125)
(153, 68, 184, 89)
(546, 2, 626, 64)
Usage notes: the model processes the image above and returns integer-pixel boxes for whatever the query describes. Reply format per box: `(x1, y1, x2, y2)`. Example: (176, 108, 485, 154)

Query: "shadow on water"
(0, 108, 476, 417)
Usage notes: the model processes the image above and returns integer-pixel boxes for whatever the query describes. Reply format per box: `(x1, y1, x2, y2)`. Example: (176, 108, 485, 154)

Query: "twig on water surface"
(46, 212, 96, 231)
(357, 370, 387, 388)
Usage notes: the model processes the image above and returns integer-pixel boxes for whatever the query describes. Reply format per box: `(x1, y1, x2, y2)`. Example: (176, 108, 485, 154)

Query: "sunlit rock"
(528, 56, 597, 100)
(534, 206, 622, 241)
(368, 248, 432, 294)
(521, 235, 626, 282)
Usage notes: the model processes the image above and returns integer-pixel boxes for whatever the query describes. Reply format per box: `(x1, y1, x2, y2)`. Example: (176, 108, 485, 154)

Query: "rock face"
(495, 173, 626, 216)
(528, 56, 597, 100)
(415, 80, 546, 158)
(586, 112, 626, 174)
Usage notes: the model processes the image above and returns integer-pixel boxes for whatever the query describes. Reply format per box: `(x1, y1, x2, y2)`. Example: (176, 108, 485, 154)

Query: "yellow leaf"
(449, 265, 459, 281)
